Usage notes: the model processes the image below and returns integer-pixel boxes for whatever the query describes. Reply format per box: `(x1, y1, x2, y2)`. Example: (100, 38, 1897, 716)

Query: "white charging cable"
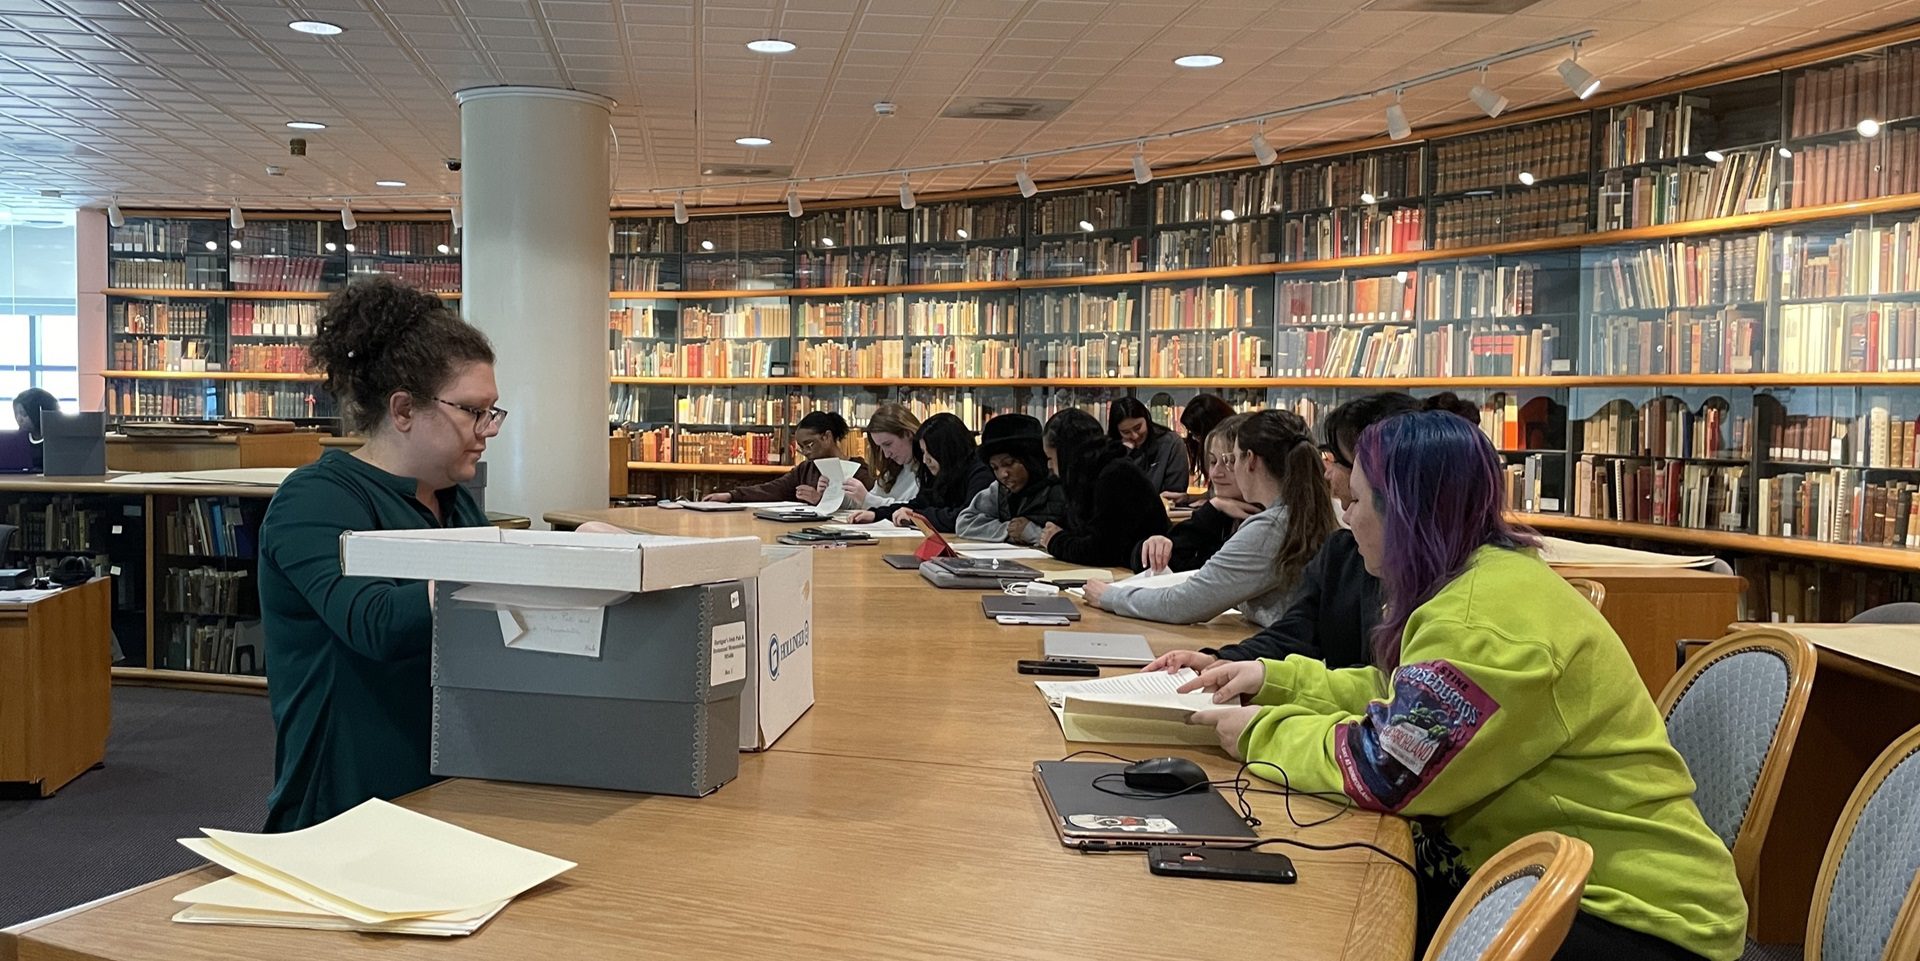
(1002, 580, 1060, 597)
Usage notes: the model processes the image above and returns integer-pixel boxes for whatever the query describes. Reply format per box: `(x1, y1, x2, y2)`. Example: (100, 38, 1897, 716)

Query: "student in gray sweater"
(1083, 410, 1338, 627)
(953, 413, 1068, 544)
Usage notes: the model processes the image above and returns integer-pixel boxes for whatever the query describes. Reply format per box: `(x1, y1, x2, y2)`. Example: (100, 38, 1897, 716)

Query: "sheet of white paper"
(955, 546, 1050, 560)
(108, 468, 294, 487)
(1117, 568, 1198, 590)
(0, 588, 61, 603)
(710, 622, 747, 686)
(1034, 668, 1198, 710)
(496, 609, 526, 644)
(175, 875, 502, 923)
(452, 584, 627, 658)
(451, 584, 631, 610)
(810, 458, 863, 515)
(733, 501, 808, 509)
(1537, 535, 1717, 569)
(819, 521, 924, 538)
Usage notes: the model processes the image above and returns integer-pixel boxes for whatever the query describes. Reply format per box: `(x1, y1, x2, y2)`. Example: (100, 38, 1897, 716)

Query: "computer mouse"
(1122, 756, 1211, 793)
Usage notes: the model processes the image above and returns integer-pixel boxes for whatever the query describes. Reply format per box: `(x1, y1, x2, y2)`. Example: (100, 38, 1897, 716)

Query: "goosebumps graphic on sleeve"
(1334, 659, 1500, 812)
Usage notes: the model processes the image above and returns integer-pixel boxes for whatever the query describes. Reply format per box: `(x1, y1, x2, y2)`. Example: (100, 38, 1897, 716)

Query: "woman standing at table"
(1108, 396, 1189, 496)
(258, 277, 500, 832)
(702, 411, 872, 504)
(1183, 411, 1747, 961)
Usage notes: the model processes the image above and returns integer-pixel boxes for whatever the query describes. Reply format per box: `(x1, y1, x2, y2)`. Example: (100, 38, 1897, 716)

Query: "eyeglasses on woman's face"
(432, 396, 508, 437)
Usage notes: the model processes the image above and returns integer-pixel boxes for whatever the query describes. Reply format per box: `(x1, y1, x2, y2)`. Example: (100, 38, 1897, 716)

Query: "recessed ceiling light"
(747, 39, 796, 54)
(288, 20, 344, 36)
(376, 180, 406, 187)
(1174, 54, 1223, 68)
(286, 121, 327, 130)
(734, 136, 772, 147)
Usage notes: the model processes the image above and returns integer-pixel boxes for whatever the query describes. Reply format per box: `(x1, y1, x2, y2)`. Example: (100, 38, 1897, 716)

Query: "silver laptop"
(980, 595, 1081, 620)
(1042, 631, 1154, 666)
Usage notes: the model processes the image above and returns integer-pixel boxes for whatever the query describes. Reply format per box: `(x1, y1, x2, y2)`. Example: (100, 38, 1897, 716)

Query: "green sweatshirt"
(258, 450, 487, 833)
(1239, 545, 1747, 961)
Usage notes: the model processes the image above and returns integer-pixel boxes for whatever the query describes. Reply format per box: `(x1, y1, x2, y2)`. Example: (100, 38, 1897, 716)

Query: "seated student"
(1183, 411, 1748, 961)
(256, 278, 500, 832)
(702, 411, 872, 504)
(1109, 397, 1189, 495)
(1148, 392, 1469, 673)
(1171, 393, 1236, 505)
(1085, 410, 1336, 627)
(954, 413, 1067, 545)
(1038, 408, 1168, 567)
(1126, 415, 1256, 574)
(840, 402, 921, 513)
(848, 413, 991, 531)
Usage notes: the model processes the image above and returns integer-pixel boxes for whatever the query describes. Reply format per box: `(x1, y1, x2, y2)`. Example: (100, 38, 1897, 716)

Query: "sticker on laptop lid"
(1067, 814, 1180, 833)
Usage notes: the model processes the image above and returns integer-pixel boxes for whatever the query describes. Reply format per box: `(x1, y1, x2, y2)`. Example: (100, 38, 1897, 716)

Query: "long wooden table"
(2, 507, 1415, 961)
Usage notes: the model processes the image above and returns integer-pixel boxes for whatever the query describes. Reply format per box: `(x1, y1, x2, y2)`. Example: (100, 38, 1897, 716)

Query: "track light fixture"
(339, 203, 355, 232)
(1250, 124, 1278, 166)
(1557, 43, 1600, 99)
(229, 202, 244, 229)
(787, 187, 803, 218)
(1385, 89, 1411, 141)
(451, 202, 462, 230)
(1131, 142, 1152, 184)
(672, 191, 688, 225)
(107, 198, 124, 228)
(1014, 160, 1037, 198)
(1469, 66, 1508, 119)
(898, 175, 915, 210)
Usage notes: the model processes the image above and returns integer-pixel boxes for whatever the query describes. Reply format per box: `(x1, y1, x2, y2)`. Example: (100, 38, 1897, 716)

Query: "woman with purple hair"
(1181, 411, 1745, 961)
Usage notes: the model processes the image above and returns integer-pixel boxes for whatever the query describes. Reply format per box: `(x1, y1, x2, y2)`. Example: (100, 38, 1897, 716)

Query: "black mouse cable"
(1064, 752, 1355, 831)
(1227, 837, 1418, 878)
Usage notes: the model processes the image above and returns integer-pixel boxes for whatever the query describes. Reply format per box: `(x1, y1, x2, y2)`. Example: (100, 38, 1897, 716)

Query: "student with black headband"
(954, 413, 1068, 545)
(702, 410, 872, 505)
(846, 412, 992, 532)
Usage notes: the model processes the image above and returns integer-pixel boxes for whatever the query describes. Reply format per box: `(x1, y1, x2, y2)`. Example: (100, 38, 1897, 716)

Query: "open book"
(1035, 669, 1221, 746)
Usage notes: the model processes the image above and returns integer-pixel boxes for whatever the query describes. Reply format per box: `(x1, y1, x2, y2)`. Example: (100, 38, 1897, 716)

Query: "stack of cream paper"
(172, 798, 575, 936)
(1034, 668, 1219, 746)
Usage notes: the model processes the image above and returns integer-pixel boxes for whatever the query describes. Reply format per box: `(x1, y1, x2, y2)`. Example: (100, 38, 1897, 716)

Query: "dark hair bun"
(308, 276, 493, 434)
(796, 410, 850, 439)
(1422, 391, 1481, 423)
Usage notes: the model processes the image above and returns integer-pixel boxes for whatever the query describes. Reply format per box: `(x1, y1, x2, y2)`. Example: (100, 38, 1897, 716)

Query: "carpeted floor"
(0, 686, 275, 928)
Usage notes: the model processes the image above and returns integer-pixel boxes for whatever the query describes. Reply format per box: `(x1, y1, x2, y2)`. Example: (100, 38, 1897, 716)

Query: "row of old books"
(910, 246, 1022, 284)
(1581, 396, 1748, 460)
(681, 304, 793, 339)
(685, 217, 788, 253)
(113, 301, 212, 335)
(108, 255, 225, 290)
(1586, 308, 1763, 375)
(1736, 555, 1920, 623)
(345, 222, 456, 257)
(230, 255, 331, 293)
(1432, 184, 1589, 250)
(1272, 325, 1416, 379)
(113, 338, 211, 371)
(1032, 188, 1140, 235)
(799, 207, 908, 248)
(1153, 222, 1283, 270)
(1144, 331, 1267, 378)
(1587, 234, 1773, 310)
(608, 341, 673, 377)
(684, 255, 791, 291)
(1146, 284, 1260, 330)
(1596, 148, 1775, 230)
(608, 305, 670, 340)
(1433, 116, 1590, 193)
(347, 261, 459, 295)
(794, 250, 906, 288)
(162, 566, 252, 617)
(1027, 337, 1143, 379)
(1423, 324, 1560, 377)
(164, 498, 258, 558)
(1789, 54, 1915, 139)
(1283, 207, 1425, 262)
(1777, 301, 1920, 373)
(1420, 261, 1544, 321)
(674, 390, 796, 426)
(1756, 468, 1920, 547)
(1601, 95, 1715, 169)
(1572, 455, 1747, 530)
(1500, 455, 1554, 513)
(1030, 236, 1149, 277)
(1781, 218, 1920, 298)
(229, 301, 321, 338)
(906, 339, 1021, 379)
(795, 341, 907, 379)
(1152, 168, 1284, 222)
(679, 340, 781, 378)
(912, 200, 1023, 243)
(906, 299, 1018, 336)
(1286, 149, 1425, 209)
(1768, 407, 1920, 468)
(610, 255, 669, 291)
(1022, 290, 1138, 334)
(1281, 275, 1417, 325)
(798, 299, 908, 337)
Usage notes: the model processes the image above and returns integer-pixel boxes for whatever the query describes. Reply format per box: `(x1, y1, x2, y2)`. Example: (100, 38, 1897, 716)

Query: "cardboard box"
(339, 527, 762, 593)
(431, 580, 748, 796)
(741, 547, 814, 751)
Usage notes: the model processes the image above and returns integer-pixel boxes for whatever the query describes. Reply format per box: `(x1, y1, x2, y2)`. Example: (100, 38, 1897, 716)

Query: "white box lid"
(340, 528, 762, 593)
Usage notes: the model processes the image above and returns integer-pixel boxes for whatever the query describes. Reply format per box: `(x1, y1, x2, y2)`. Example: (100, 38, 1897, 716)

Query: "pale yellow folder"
(171, 876, 507, 936)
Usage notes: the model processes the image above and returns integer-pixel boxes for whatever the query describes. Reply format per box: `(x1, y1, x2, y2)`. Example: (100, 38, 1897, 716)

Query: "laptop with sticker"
(1033, 760, 1257, 850)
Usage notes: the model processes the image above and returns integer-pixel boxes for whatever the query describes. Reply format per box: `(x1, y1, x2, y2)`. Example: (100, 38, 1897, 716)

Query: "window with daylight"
(0, 222, 79, 409)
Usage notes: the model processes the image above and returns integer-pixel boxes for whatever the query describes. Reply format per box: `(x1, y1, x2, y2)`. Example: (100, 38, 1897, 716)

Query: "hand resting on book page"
(1146, 649, 1219, 673)
(1178, 659, 1265, 704)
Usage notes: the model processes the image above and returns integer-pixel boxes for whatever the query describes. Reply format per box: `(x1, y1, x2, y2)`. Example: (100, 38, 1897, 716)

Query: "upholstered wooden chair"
(1565, 577, 1605, 611)
(1423, 832, 1594, 961)
(1805, 722, 1920, 961)
(1657, 627, 1816, 915)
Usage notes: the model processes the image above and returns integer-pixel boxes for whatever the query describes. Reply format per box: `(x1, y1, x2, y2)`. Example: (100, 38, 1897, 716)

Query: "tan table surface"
(3, 508, 1414, 961)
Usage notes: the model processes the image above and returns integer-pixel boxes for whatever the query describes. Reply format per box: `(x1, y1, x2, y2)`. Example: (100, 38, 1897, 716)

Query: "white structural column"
(456, 86, 614, 524)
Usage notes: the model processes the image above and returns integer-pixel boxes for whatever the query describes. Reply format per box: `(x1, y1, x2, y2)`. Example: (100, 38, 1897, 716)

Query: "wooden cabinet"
(0, 578, 112, 796)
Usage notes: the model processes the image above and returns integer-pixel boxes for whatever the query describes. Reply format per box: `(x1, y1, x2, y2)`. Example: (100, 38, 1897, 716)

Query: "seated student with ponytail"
(701, 411, 872, 505)
(1148, 391, 1472, 673)
(1182, 410, 1747, 961)
(848, 412, 991, 531)
(1037, 408, 1168, 567)
(1085, 410, 1336, 627)
(954, 413, 1068, 545)
(1127, 413, 1262, 574)
(839, 402, 921, 514)
(1108, 396, 1190, 496)
(257, 277, 502, 832)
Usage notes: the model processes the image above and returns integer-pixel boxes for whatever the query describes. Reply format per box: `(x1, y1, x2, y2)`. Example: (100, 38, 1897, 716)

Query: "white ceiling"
(0, 0, 1916, 220)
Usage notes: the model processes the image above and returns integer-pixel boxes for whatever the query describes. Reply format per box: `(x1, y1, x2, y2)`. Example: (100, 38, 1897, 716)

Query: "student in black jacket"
(848, 413, 991, 533)
(1109, 397, 1189, 495)
(1148, 391, 1479, 672)
(1039, 408, 1169, 567)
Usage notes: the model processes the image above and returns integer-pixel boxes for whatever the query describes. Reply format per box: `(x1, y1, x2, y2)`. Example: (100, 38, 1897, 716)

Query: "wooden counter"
(0, 579, 112, 797)
(106, 433, 321, 472)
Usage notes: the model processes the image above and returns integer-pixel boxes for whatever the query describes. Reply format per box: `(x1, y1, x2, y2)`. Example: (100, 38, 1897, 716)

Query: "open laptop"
(1033, 760, 1257, 851)
(0, 431, 35, 474)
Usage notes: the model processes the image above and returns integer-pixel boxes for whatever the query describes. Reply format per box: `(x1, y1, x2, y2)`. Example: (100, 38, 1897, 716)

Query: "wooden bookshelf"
(1516, 512, 1920, 573)
(104, 371, 322, 382)
(607, 373, 1920, 389)
(103, 288, 461, 301)
(626, 461, 791, 474)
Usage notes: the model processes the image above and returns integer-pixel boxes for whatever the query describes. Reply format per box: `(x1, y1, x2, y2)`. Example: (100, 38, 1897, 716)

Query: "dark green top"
(258, 449, 486, 832)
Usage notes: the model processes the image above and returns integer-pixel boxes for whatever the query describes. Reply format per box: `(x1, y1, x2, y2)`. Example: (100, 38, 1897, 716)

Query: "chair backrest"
(1808, 723, 1920, 961)
(1424, 832, 1594, 961)
(1564, 577, 1605, 611)
(1848, 602, 1920, 624)
(1657, 627, 1816, 912)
